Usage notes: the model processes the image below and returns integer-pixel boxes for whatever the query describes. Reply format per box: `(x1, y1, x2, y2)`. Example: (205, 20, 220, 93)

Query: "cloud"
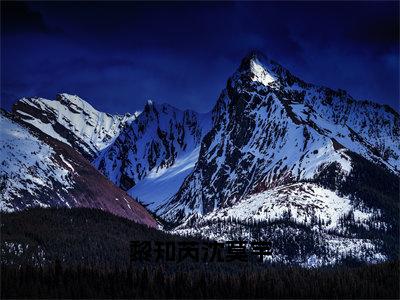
(346, 16, 399, 52)
(1, 1, 62, 35)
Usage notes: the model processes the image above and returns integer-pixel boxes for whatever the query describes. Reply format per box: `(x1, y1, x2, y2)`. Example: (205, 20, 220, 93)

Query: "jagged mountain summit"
(160, 52, 399, 222)
(13, 95, 212, 211)
(0, 111, 157, 227)
(158, 52, 398, 265)
(13, 93, 137, 159)
(93, 101, 212, 211)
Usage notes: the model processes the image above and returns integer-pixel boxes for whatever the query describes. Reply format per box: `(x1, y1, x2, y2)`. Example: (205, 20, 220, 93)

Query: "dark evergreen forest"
(1, 207, 399, 299)
(2, 260, 399, 299)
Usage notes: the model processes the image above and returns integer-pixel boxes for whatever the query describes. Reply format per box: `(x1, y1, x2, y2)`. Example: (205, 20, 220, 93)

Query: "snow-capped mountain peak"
(94, 99, 212, 211)
(13, 93, 137, 159)
(249, 56, 277, 85)
(150, 51, 398, 265)
(159, 51, 399, 224)
(239, 52, 278, 85)
(236, 51, 298, 88)
(0, 111, 157, 227)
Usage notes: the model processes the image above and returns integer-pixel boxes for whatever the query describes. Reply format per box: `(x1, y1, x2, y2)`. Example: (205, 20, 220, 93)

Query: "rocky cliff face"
(159, 52, 399, 223)
(93, 101, 211, 211)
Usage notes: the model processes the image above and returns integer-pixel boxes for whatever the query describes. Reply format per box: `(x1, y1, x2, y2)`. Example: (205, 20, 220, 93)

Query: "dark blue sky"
(1, 1, 399, 114)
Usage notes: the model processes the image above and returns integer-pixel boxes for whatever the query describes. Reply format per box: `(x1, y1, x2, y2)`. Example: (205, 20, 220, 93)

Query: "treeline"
(1, 207, 195, 268)
(180, 216, 391, 265)
(2, 207, 399, 298)
(2, 260, 399, 299)
(311, 151, 400, 259)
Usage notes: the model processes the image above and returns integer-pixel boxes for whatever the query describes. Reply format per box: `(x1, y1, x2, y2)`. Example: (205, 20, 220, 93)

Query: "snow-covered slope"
(0, 112, 157, 227)
(170, 179, 391, 266)
(1, 113, 73, 211)
(13, 93, 137, 159)
(94, 101, 211, 211)
(175, 182, 384, 232)
(130, 146, 202, 211)
(160, 52, 399, 223)
(145, 51, 399, 265)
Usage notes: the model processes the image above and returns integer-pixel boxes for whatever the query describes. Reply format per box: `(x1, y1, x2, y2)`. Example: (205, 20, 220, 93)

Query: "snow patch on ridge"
(198, 183, 381, 231)
(129, 147, 201, 211)
(14, 94, 137, 157)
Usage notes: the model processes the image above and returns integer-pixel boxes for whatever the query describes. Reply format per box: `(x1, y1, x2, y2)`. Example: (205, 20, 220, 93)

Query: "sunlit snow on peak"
(58, 93, 96, 110)
(250, 58, 276, 86)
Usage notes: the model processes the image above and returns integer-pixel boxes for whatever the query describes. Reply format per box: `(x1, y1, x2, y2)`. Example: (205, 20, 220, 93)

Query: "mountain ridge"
(12, 93, 138, 159)
(0, 110, 157, 227)
(93, 100, 212, 211)
(159, 52, 398, 222)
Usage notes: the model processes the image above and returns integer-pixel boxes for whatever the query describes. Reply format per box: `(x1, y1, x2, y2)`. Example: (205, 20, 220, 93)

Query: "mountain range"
(1, 51, 399, 266)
